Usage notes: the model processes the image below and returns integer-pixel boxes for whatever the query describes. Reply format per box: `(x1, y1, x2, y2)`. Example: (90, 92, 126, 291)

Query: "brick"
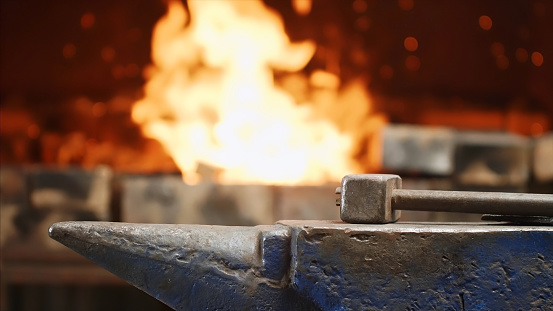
(382, 125, 455, 175)
(0, 166, 112, 249)
(454, 131, 530, 188)
(534, 132, 553, 182)
(121, 176, 274, 225)
(275, 185, 339, 221)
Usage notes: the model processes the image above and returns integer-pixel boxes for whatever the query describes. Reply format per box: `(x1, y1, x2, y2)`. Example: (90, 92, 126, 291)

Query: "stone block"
(0, 166, 112, 249)
(534, 132, 553, 182)
(382, 125, 455, 175)
(454, 131, 530, 188)
(121, 176, 275, 225)
(275, 185, 339, 221)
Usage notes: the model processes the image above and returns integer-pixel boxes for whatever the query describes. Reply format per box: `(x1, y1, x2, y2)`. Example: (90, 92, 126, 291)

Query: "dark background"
(1, 0, 552, 111)
(1, 1, 552, 310)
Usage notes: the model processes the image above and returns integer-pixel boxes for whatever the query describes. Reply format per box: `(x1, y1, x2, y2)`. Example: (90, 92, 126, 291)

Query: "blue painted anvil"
(49, 174, 553, 310)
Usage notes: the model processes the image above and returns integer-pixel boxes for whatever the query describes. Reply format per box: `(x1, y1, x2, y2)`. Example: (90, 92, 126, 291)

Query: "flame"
(132, 0, 361, 185)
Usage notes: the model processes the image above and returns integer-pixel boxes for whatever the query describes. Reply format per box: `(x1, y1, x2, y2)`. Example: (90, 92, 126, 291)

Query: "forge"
(1, 0, 553, 310)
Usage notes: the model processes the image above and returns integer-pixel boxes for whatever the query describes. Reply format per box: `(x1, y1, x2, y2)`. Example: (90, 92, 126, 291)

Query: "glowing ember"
(132, 0, 360, 185)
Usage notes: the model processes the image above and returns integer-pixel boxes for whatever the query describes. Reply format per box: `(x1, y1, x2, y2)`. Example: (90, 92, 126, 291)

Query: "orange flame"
(132, 0, 364, 185)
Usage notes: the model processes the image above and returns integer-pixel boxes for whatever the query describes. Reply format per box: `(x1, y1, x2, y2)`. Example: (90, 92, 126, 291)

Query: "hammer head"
(340, 174, 402, 224)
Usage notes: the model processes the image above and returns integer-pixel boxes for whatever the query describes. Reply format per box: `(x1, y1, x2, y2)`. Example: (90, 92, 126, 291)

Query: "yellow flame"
(132, 0, 357, 185)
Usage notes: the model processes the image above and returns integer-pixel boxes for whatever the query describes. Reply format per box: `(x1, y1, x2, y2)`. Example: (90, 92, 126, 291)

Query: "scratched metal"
(48, 221, 317, 310)
(393, 189, 553, 216)
(49, 221, 553, 310)
(338, 174, 553, 223)
(339, 174, 402, 224)
(481, 214, 553, 225)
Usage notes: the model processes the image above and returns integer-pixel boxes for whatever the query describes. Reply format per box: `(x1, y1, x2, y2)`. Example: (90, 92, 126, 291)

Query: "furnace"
(1, 0, 553, 310)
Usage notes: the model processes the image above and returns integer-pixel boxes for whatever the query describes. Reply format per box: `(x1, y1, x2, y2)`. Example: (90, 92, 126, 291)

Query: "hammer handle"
(392, 189, 553, 217)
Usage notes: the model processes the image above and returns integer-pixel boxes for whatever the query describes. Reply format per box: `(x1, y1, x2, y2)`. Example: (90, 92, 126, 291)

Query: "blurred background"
(1, 0, 552, 310)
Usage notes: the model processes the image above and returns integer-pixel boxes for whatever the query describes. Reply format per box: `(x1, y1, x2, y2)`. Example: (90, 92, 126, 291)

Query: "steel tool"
(337, 174, 553, 223)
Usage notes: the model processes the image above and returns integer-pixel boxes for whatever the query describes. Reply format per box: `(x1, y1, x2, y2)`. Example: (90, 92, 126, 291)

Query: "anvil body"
(49, 221, 553, 310)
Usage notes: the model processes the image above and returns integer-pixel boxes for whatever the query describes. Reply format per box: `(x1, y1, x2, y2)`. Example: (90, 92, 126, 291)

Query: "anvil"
(49, 175, 553, 310)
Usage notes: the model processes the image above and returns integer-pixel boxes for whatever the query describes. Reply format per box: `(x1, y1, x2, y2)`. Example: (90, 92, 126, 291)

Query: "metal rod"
(392, 190, 553, 216)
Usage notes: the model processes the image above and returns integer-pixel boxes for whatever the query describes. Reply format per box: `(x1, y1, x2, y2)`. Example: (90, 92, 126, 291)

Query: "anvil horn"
(48, 221, 314, 310)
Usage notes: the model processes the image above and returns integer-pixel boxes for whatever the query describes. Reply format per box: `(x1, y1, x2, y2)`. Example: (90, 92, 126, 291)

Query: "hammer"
(337, 174, 553, 224)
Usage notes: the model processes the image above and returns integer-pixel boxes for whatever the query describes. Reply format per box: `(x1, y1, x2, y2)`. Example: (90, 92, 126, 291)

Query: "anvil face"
(49, 221, 553, 310)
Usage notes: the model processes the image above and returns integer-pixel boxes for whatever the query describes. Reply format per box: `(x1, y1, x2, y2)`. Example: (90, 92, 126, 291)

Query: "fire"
(132, 0, 371, 185)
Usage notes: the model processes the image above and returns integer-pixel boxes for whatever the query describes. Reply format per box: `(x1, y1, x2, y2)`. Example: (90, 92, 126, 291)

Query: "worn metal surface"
(48, 221, 317, 310)
(339, 174, 553, 223)
(481, 214, 553, 225)
(393, 189, 553, 216)
(339, 174, 402, 224)
(285, 220, 553, 310)
(49, 221, 553, 310)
